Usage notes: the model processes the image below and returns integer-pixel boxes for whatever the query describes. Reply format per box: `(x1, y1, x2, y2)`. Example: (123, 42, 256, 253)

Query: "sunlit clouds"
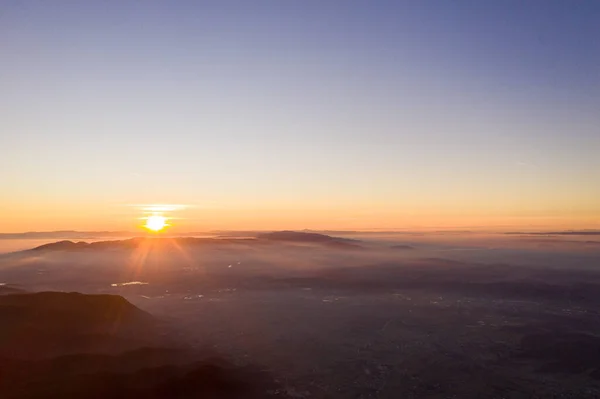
(138, 204, 189, 213)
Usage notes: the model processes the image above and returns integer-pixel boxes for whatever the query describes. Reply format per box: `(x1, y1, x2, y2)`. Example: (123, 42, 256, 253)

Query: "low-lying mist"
(1, 231, 599, 397)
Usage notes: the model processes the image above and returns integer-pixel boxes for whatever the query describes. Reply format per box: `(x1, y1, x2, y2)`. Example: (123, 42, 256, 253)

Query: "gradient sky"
(1, 1, 599, 232)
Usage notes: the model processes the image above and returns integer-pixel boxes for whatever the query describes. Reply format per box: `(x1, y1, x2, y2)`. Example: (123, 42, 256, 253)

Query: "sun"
(145, 215, 167, 232)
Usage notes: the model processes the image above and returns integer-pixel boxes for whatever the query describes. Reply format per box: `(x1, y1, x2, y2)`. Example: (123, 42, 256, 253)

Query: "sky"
(1, 1, 599, 232)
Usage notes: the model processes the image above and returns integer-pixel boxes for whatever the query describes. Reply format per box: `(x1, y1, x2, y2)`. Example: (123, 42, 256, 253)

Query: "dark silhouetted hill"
(258, 230, 350, 243)
(31, 240, 89, 251)
(0, 292, 158, 359)
(0, 350, 283, 399)
(29, 237, 252, 252)
(28, 232, 364, 252)
(0, 293, 286, 398)
(257, 231, 363, 249)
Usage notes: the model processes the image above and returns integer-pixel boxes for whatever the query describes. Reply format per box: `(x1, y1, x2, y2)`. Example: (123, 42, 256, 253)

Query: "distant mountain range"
(0, 228, 491, 240)
(0, 230, 135, 239)
(505, 230, 600, 236)
(28, 231, 366, 252)
(257, 230, 363, 249)
(9, 229, 599, 241)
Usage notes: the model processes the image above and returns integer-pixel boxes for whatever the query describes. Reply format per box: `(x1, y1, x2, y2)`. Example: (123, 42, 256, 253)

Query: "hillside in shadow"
(0, 292, 158, 359)
(0, 292, 285, 398)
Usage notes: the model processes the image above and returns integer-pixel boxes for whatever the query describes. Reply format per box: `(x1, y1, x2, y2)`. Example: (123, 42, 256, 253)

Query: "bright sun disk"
(145, 215, 167, 231)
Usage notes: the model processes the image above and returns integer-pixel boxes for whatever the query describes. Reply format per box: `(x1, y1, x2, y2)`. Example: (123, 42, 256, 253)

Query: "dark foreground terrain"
(0, 231, 599, 398)
(0, 292, 285, 398)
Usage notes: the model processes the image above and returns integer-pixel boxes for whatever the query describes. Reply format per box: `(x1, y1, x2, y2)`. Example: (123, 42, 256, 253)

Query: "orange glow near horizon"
(0, 202, 598, 233)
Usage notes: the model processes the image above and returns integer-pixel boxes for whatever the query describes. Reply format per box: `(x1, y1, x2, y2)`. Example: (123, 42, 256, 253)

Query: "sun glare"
(145, 215, 167, 232)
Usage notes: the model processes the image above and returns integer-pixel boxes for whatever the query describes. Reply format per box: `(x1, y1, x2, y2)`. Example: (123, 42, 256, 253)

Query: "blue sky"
(1, 1, 599, 231)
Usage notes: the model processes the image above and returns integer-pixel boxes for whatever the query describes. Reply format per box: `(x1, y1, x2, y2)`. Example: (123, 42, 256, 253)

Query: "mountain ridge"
(28, 231, 364, 252)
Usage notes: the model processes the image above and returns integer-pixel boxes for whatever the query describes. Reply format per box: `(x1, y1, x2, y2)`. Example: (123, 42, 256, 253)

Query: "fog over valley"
(1, 231, 599, 397)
